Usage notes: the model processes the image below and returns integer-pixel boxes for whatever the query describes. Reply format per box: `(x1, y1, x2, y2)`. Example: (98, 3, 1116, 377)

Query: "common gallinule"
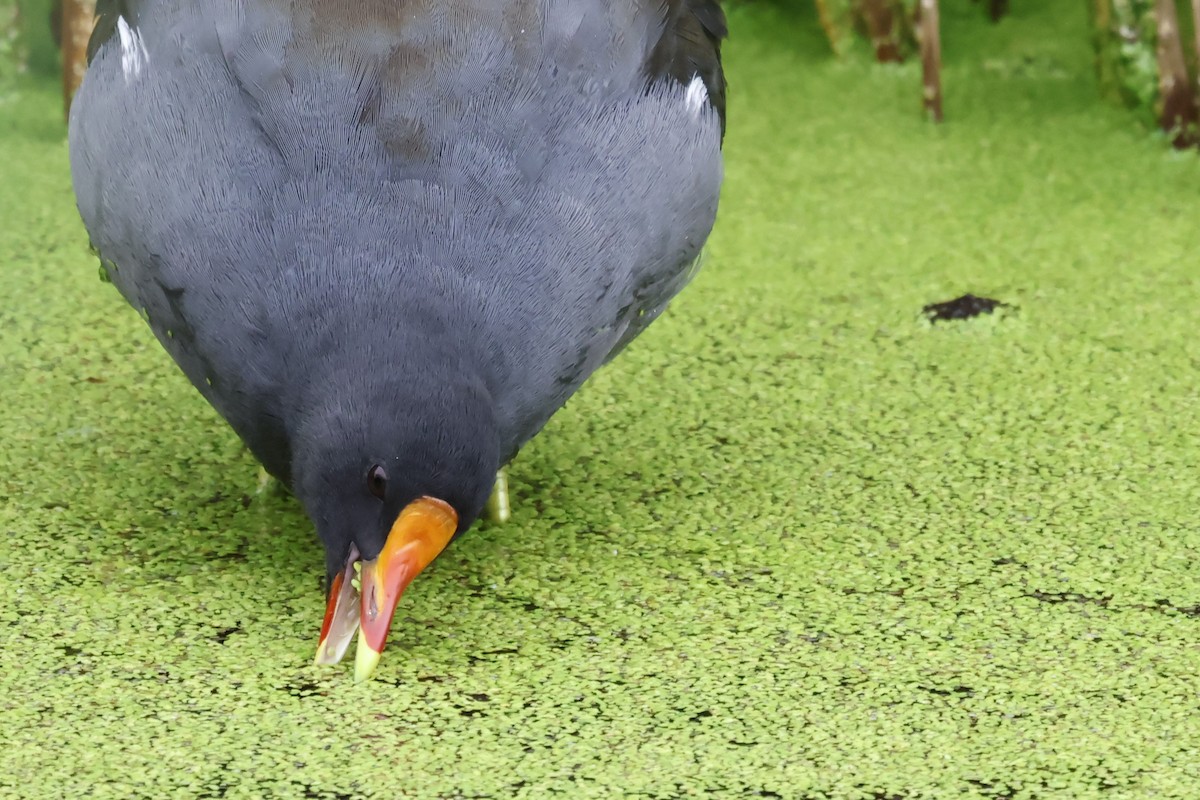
(69, 0, 727, 680)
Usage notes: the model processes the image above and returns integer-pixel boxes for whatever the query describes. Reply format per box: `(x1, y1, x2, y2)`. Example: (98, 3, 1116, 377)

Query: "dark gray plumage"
(69, 0, 725, 664)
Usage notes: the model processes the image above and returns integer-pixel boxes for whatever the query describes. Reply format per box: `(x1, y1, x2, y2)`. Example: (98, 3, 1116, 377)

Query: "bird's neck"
(288, 324, 501, 526)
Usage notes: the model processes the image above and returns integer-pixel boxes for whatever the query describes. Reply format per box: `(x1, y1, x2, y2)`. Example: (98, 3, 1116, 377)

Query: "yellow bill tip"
(354, 631, 383, 682)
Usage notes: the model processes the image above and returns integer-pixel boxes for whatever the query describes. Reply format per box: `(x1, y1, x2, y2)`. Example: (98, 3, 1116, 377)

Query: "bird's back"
(71, 0, 725, 472)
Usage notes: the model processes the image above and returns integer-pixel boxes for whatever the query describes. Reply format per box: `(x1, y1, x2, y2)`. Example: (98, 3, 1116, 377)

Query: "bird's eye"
(367, 464, 388, 500)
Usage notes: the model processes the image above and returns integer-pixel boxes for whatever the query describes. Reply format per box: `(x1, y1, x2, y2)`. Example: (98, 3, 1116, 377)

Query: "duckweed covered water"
(2, 2, 1200, 797)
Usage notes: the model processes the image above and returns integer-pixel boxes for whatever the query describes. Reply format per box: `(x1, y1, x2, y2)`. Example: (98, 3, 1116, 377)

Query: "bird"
(69, 0, 727, 681)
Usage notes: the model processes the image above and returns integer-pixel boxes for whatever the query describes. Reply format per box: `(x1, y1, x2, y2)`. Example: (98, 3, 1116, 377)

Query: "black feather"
(645, 0, 728, 139)
(87, 0, 135, 64)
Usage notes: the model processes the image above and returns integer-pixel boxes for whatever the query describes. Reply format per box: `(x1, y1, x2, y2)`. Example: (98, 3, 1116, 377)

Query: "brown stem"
(916, 0, 943, 122)
(51, 1, 64, 50)
(989, 0, 1009, 22)
(860, 0, 903, 62)
(61, 0, 96, 118)
(3, 3, 18, 37)
(815, 0, 846, 56)
(1155, 0, 1198, 147)
(1192, 0, 1200, 104)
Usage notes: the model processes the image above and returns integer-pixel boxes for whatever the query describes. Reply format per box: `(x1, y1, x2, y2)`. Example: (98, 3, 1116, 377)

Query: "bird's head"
(290, 364, 499, 681)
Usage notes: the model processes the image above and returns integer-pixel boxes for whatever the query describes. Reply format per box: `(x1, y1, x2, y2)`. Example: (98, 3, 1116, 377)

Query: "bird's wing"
(88, 0, 138, 64)
(593, 0, 726, 363)
(645, 0, 727, 138)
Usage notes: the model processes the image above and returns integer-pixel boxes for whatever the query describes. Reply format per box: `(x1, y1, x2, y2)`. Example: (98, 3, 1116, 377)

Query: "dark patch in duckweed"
(923, 294, 1009, 322)
(211, 624, 242, 644)
(965, 779, 1019, 799)
(1025, 590, 1113, 607)
(755, 793, 908, 800)
(965, 774, 1134, 800)
(282, 679, 323, 698)
(285, 783, 354, 800)
(842, 585, 908, 598)
(465, 647, 521, 665)
(1157, 599, 1200, 617)
(1024, 592, 1200, 619)
(212, 537, 250, 562)
(919, 685, 976, 697)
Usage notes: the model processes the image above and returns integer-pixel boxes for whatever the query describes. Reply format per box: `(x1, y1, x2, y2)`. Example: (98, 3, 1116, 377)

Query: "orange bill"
(312, 497, 458, 681)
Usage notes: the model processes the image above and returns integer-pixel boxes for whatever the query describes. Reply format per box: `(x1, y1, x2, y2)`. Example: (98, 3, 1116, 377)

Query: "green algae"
(3, 2, 1200, 797)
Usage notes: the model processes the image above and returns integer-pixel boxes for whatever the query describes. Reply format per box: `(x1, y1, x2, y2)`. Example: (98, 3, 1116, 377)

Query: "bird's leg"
(484, 469, 511, 523)
(255, 466, 274, 495)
